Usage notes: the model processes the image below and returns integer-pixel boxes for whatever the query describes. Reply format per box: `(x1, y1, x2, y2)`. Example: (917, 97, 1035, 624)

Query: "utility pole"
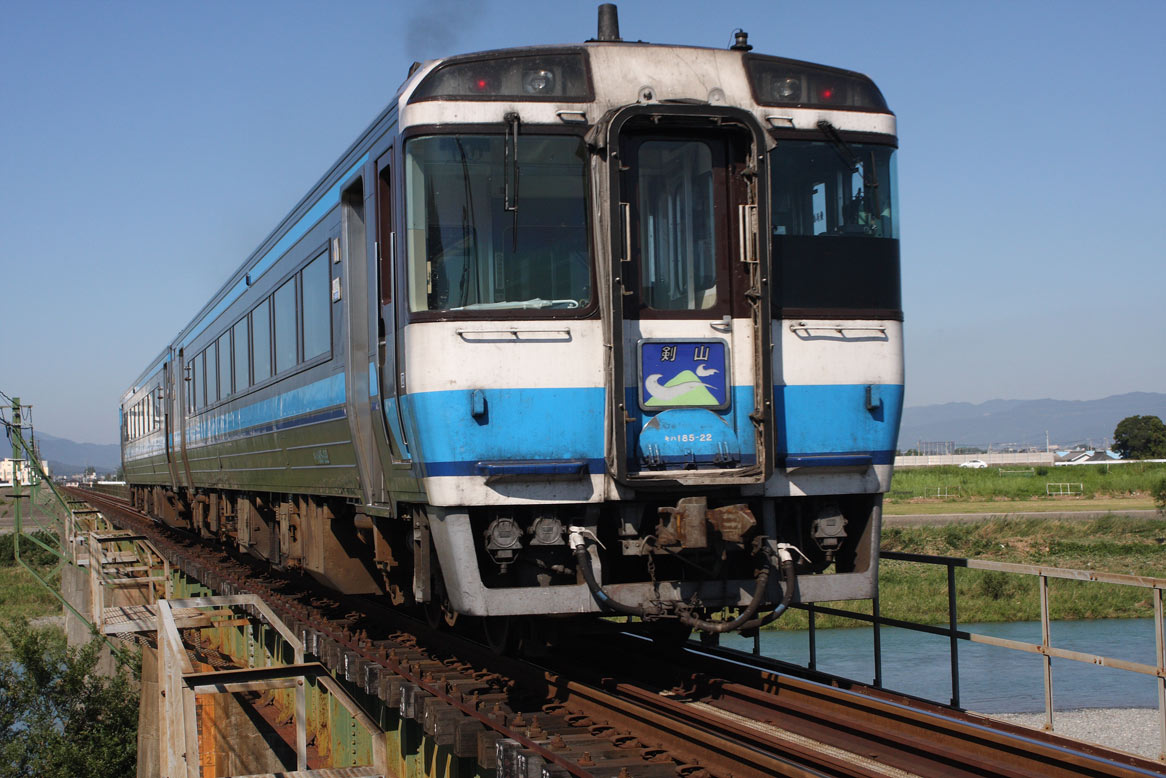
(10, 398, 22, 558)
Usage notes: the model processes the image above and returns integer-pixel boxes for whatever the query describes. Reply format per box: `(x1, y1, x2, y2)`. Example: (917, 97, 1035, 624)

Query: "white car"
(959, 459, 988, 469)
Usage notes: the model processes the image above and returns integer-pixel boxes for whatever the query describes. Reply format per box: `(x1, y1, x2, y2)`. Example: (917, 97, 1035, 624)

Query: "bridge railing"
(782, 552, 1166, 761)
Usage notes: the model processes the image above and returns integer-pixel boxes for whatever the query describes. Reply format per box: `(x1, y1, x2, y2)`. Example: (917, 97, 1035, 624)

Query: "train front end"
(394, 27, 902, 634)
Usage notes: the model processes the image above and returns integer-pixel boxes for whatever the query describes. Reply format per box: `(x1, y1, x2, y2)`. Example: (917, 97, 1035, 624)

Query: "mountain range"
(24, 432, 122, 476)
(899, 392, 1166, 450)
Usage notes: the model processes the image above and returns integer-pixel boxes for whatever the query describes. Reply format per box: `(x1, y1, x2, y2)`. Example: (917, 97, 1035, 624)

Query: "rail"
(775, 551, 1166, 760)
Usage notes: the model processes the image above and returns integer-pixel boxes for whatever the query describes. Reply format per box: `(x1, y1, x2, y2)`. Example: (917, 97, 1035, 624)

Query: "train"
(120, 5, 903, 647)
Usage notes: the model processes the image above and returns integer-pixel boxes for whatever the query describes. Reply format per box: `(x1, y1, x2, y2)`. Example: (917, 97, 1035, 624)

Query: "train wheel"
(645, 619, 693, 651)
(424, 573, 458, 630)
(483, 616, 516, 655)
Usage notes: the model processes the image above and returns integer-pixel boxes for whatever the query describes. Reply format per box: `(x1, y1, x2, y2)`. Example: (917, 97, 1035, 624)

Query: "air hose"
(735, 542, 798, 632)
(569, 526, 800, 632)
(569, 526, 656, 617)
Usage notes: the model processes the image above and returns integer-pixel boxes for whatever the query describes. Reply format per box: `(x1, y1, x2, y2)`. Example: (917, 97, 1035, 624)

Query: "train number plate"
(638, 340, 729, 411)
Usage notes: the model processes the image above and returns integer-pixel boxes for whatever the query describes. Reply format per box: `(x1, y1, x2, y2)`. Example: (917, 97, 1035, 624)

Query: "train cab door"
(608, 109, 772, 483)
(374, 149, 412, 465)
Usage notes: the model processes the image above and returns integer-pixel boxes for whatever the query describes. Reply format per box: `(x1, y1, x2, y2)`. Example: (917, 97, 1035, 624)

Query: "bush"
(0, 621, 139, 777)
(0, 531, 59, 567)
(1155, 477, 1166, 516)
(977, 571, 1017, 601)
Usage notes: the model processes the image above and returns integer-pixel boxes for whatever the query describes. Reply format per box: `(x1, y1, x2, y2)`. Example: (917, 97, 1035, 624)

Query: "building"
(0, 457, 46, 485)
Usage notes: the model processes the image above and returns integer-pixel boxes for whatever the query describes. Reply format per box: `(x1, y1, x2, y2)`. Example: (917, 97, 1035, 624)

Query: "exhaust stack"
(596, 3, 621, 42)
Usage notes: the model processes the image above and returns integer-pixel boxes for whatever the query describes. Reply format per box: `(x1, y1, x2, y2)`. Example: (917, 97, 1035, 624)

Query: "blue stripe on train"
(776, 383, 904, 463)
(172, 379, 904, 474)
(401, 383, 902, 477)
(402, 387, 607, 478)
(184, 373, 347, 446)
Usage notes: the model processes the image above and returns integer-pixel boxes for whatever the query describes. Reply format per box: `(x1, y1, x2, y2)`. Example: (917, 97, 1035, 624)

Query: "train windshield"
(769, 140, 901, 314)
(405, 134, 591, 314)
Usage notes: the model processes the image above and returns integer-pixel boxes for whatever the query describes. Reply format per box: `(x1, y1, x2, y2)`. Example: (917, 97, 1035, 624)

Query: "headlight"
(773, 77, 800, 101)
(523, 68, 556, 94)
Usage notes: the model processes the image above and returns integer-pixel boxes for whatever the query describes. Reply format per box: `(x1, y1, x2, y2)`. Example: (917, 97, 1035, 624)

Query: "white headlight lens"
(523, 69, 555, 94)
(774, 77, 800, 101)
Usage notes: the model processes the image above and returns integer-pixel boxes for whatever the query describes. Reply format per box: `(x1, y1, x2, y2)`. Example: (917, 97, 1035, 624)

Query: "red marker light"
(471, 77, 492, 93)
(820, 88, 834, 100)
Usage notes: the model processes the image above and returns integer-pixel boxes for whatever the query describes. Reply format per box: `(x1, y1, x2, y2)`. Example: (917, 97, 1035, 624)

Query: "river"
(719, 618, 1161, 713)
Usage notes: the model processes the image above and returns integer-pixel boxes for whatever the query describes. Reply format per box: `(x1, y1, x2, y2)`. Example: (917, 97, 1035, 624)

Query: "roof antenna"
(597, 3, 621, 42)
(730, 29, 752, 51)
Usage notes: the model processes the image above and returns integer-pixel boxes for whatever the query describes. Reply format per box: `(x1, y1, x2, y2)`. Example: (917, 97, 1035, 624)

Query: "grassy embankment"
(0, 487, 68, 640)
(884, 462, 1166, 515)
(767, 515, 1166, 630)
(767, 462, 1166, 630)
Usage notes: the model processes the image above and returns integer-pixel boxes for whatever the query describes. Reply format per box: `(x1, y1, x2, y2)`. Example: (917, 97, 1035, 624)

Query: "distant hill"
(28, 432, 121, 475)
(900, 392, 1166, 450)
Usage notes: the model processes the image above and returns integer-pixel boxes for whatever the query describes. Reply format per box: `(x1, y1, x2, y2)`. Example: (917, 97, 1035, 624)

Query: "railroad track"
(70, 487, 1166, 778)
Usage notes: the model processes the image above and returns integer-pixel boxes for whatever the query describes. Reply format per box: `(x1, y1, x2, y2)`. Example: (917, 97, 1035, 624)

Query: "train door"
(609, 110, 771, 482)
(162, 359, 180, 488)
(175, 347, 194, 489)
(340, 176, 382, 505)
(375, 149, 411, 463)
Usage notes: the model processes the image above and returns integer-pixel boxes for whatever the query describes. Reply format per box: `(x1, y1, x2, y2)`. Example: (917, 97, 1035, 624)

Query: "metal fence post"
(808, 603, 817, 672)
(873, 590, 883, 688)
(1040, 574, 1054, 731)
(1155, 587, 1165, 760)
(948, 564, 960, 708)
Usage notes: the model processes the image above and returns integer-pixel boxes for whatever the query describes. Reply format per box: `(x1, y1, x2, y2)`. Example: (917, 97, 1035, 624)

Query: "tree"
(0, 621, 138, 778)
(1112, 415, 1166, 460)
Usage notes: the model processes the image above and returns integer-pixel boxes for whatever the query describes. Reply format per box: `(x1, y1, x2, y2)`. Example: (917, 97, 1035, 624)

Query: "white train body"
(122, 18, 903, 632)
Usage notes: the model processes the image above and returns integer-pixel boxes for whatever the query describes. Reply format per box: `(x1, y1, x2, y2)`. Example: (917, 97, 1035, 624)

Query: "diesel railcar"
(121, 6, 903, 641)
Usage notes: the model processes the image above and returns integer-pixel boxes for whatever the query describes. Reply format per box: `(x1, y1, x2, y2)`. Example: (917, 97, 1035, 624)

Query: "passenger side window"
(233, 318, 249, 392)
(206, 342, 219, 404)
(252, 298, 271, 383)
(217, 333, 231, 399)
(191, 352, 203, 411)
(274, 278, 297, 374)
(301, 252, 331, 361)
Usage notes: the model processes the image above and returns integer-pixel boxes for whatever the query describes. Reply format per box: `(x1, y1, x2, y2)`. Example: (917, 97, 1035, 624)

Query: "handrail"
(779, 551, 1166, 761)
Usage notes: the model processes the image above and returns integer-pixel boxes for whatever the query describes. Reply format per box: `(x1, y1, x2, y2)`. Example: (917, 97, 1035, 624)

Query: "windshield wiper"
(504, 112, 520, 250)
(449, 298, 580, 311)
(817, 119, 882, 229)
(453, 137, 479, 307)
(817, 120, 877, 189)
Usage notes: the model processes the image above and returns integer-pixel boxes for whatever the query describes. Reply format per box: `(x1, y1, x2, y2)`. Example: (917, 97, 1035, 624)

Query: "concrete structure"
(894, 452, 1056, 468)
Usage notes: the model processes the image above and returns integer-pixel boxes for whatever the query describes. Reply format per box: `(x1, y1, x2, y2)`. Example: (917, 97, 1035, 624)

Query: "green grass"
(887, 462, 1166, 504)
(767, 515, 1166, 630)
(0, 528, 65, 644)
(885, 496, 1155, 515)
(0, 564, 61, 627)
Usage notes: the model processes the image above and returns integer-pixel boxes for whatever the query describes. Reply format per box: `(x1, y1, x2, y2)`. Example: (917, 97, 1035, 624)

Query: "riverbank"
(989, 708, 1161, 761)
(765, 514, 1166, 631)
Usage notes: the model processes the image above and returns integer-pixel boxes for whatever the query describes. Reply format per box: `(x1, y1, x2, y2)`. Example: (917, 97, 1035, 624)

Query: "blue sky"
(1, 0, 1163, 445)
